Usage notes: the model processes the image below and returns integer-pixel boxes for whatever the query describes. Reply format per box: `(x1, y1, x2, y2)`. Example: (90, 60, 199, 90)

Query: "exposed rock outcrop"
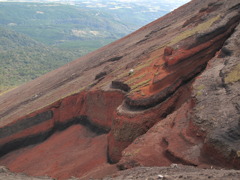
(0, 0, 240, 179)
(193, 22, 240, 169)
(108, 0, 240, 165)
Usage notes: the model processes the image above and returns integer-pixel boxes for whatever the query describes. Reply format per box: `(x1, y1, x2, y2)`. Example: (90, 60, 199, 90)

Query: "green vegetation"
(196, 84, 206, 90)
(170, 15, 220, 45)
(123, 148, 141, 157)
(0, 2, 132, 48)
(0, 2, 161, 93)
(125, 73, 147, 85)
(0, 26, 81, 93)
(115, 57, 154, 85)
(135, 58, 154, 71)
(0, 1, 172, 93)
(0, 2, 130, 93)
(56, 39, 114, 52)
(130, 79, 151, 91)
(116, 70, 132, 80)
(194, 84, 205, 96)
(225, 64, 240, 83)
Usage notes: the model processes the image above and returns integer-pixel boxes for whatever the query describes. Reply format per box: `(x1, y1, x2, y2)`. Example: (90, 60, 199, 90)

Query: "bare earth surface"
(2, 165, 240, 180)
(0, 0, 239, 179)
(103, 165, 240, 180)
(0, 166, 52, 180)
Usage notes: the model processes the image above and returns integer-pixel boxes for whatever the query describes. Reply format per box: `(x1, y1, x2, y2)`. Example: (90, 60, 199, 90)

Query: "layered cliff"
(0, 0, 240, 179)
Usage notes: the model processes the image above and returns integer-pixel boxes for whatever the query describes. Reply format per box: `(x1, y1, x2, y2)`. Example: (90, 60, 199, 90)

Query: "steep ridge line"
(107, 5, 240, 163)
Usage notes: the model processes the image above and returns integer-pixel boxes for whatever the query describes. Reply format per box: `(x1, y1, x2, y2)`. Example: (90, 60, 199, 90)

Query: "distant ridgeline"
(0, 2, 145, 48)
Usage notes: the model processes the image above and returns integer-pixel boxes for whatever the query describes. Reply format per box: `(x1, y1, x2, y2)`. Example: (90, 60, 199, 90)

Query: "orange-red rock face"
(0, 0, 240, 179)
(108, 82, 194, 163)
(117, 101, 208, 169)
(0, 90, 124, 179)
(0, 90, 124, 149)
(0, 125, 117, 180)
(84, 91, 125, 130)
(107, 6, 240, 164)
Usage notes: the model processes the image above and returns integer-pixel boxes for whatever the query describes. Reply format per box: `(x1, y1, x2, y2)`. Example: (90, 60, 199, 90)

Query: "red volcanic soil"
(0, 0, 240, 179)
(118, 101, 207, 169)
(0, 125, 117, 180)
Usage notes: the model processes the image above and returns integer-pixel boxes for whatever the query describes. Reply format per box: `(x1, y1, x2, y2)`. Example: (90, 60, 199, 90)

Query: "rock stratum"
(0, 0, 240, 179)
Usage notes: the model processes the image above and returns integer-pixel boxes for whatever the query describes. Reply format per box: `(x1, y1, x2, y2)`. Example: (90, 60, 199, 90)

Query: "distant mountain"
(0, 1, 189, 49)
(0, 2, 129, 46)
(0, 26, 80, 93)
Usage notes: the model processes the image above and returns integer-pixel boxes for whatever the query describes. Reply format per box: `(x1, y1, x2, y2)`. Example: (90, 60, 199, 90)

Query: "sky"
(0, 0, 192, 7)
(116, 0, 190, 2)
(0, 0, 191, 3)
(115, 0, 191, 8)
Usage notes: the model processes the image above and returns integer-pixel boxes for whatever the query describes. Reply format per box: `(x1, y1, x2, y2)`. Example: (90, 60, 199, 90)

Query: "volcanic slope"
(0, 0, 240, 179)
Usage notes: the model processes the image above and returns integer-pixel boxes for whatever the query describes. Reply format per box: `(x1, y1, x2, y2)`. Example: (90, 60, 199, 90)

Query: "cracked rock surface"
(192, 23, 240, 168)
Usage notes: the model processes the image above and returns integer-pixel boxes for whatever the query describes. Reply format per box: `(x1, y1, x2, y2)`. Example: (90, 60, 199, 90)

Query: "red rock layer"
(0, 0, 240, 179)
(0, 125, 117, 180)
(107, 9, 240, 163)
(117, 101, 209, 169)
(0, 90, 124, 179)
(0, 90, 124, 151)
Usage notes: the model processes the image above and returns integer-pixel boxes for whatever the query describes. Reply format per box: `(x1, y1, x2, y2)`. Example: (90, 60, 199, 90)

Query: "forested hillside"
(0, 26, 80, 93)
(0, 2, 132, 49)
